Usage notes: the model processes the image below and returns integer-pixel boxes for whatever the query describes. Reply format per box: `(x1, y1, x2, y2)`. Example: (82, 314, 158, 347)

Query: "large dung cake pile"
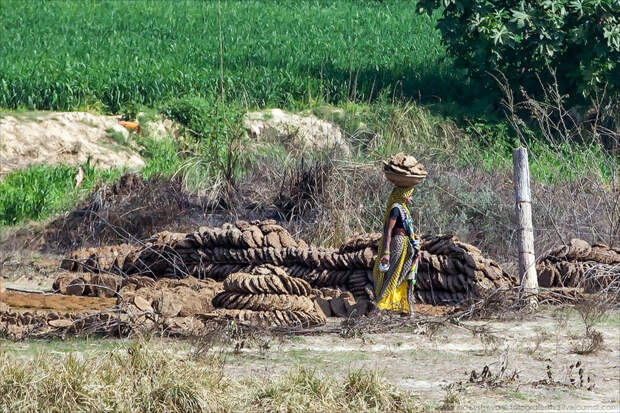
(59, 221, 517, 312)
(61, 220, 376, 302)
(415, 235, 517, 305)
(346, 233, 517, 306)
(537, 239, 620, 292)
(209, 266, 326, 327)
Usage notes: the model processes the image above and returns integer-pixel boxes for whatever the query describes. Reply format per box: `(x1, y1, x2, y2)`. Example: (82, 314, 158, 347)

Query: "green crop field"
(0, 0, 460, 112)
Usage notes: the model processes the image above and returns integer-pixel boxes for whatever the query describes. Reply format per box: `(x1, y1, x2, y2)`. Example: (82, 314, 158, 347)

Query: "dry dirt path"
(223, 311, 619, 411)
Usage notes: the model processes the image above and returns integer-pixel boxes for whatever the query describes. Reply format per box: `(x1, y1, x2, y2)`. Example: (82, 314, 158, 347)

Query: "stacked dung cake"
(383, 152, 427, 187)
(210, 265, 326, 327)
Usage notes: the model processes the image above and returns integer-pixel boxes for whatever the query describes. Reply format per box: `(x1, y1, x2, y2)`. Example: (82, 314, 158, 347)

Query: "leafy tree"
(417, 0, 620, 101)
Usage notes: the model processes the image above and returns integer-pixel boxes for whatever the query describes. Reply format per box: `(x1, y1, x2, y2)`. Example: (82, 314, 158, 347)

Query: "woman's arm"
(380, 215, 397, 265)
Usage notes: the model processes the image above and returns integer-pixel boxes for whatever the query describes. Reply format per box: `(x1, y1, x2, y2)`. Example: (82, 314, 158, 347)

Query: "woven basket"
(385, 171, 425, 187)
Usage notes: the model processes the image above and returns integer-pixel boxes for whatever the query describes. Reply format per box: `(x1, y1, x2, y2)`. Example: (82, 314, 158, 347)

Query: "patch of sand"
(0, 111, 145, 174)
(245, 108, 350, 155)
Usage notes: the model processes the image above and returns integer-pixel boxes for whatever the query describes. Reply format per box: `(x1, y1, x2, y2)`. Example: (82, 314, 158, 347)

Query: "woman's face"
(405, 195, 413, 204)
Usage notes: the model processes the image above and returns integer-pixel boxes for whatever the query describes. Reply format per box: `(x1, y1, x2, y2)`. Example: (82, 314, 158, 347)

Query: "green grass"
(139, 136, 184, 180)
(0, 0, 462, 113)
(0, 135, 184, 226)
(0, 163, 122, 226)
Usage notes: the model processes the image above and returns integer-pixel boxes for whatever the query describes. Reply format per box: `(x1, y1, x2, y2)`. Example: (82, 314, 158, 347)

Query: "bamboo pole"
(513, 147, 538, 306)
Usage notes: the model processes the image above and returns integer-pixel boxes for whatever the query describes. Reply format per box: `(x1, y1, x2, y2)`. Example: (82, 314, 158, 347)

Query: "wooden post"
(513, 147, 538, 305)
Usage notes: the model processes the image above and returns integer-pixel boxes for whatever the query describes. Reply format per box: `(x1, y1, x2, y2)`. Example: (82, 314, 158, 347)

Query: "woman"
(372, 186, 420, 315)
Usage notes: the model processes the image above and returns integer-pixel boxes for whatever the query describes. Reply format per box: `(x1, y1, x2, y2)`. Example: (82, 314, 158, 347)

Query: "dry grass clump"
(0, 341, 216, 413)
(251, 367, 419, 413)
(0, 341, 420, 413)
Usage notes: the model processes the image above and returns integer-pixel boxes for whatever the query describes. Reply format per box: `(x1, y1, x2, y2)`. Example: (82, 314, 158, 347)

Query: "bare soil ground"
(219, 311, 620, 411)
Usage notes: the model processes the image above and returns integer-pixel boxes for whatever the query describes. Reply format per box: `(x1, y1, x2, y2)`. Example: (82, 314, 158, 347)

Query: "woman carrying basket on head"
(373, 153, 426, 315)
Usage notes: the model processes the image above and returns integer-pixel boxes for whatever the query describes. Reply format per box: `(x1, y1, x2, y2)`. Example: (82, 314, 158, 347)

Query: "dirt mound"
(0, 112, 145, 175)
(245, 109, 349, 155)
(537, 239, 620, 291)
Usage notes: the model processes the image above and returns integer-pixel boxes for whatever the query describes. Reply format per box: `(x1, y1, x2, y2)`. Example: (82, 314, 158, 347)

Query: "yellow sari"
(373, 187, 417, 314)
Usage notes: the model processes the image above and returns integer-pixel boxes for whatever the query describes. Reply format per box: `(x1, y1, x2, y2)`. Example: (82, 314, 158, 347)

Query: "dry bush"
(570, 329, 604, 355)
(497, 72, 619, 250)
(568, 297, 611, 355)
(527, 327, 552, 356)
(42, 174, 203, 252)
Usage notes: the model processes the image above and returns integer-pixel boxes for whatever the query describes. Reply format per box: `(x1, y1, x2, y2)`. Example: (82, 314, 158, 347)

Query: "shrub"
(162, 97, 245, 186)
(417, 0, 620, 101)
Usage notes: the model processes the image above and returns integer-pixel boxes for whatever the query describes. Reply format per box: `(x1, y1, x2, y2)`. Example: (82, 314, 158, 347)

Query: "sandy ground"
(219, 312, 620, 411)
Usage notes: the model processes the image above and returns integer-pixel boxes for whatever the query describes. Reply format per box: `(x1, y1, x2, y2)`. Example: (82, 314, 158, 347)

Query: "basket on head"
(383, 152, 427, 188)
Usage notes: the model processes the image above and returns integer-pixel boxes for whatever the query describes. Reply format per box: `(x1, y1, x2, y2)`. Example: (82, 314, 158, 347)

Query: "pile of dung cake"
(207, 265, 326, 327)
(338, 233, 518, 306)
(60, 220, 376, 303)
(0, 306, 131, 340)
(59, 220, 518, 312)
(52, 271, 223, 321)
(537, 239, 620, 292)
(416, 235, 517, 305)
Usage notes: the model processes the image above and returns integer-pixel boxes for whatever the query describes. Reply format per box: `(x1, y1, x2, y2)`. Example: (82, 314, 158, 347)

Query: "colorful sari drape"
(372, 187, 419, 314)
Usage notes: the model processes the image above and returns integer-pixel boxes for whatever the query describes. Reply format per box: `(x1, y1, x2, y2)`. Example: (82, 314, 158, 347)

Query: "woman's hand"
(380, 254, 390, 265)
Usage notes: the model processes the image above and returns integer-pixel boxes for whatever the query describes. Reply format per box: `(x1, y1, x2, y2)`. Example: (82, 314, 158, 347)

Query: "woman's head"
(389, 186, 414, 204)
(385, 186, 414, 219)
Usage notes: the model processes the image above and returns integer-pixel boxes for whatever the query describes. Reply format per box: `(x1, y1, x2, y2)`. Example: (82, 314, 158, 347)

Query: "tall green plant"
(417, 0, 620, 101)
(161, 96, 245, 187)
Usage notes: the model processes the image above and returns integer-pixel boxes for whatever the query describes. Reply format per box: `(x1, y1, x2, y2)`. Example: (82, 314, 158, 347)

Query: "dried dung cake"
(59, 221, 517, 308)
(211, 268, 326, 327)
(537, 239, 620, 292)
(383, 152, 427, 187)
